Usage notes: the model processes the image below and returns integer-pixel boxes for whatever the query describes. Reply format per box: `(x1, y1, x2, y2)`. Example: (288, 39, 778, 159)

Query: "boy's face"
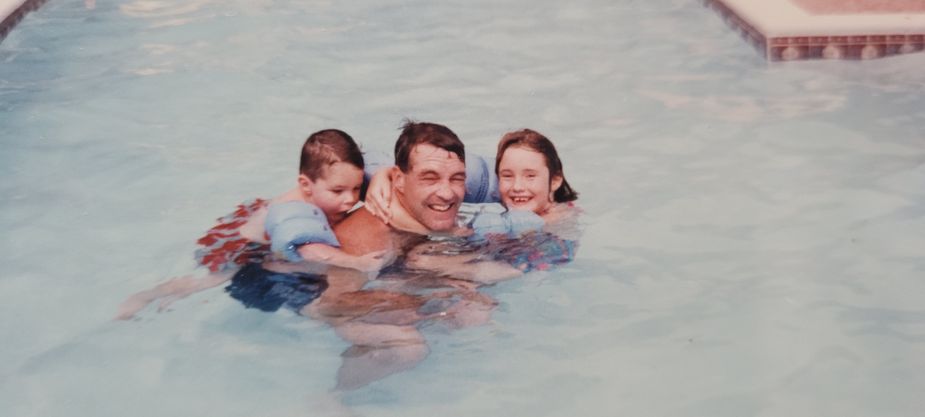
(301, 162, 364, 224)
(393, 143, 466, 232)
(498, 146, 562, 215)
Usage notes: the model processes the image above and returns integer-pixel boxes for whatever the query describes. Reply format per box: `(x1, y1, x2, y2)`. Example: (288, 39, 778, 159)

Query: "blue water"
(2, 1, 924, 416)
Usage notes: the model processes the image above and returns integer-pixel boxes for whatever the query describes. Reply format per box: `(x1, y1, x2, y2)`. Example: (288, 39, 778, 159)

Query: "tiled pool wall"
(0, 0, 47, 43)
(765, 33, 925, 61)
(704, 0, 925, 61)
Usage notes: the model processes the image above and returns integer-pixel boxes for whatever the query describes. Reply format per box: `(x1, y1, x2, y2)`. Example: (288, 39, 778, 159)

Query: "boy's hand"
(364, 167, 395, 224)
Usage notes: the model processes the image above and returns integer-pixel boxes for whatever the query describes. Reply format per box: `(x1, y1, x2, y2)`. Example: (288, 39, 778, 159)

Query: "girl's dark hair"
(495, 129, 578, 202)
(299, 129, 364, 180)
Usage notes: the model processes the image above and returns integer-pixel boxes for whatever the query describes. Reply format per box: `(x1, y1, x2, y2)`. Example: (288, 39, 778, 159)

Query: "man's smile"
(427, 202, 455, 212)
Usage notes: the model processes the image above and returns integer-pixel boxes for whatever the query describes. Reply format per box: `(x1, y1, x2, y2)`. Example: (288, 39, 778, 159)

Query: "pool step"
(705, 0, 925, 61)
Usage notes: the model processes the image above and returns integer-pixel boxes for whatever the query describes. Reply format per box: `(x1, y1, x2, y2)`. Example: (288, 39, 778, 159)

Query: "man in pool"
(341, 121, 468, 251)
(308, 121, 520, 390)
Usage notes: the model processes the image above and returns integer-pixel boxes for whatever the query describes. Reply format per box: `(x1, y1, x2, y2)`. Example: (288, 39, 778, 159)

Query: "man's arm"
(297, 244, 394, 272)
(405, 245, 523, 285)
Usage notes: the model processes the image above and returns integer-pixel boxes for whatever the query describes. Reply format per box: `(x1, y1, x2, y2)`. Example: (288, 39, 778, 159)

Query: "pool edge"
(1, 0, 48, 44)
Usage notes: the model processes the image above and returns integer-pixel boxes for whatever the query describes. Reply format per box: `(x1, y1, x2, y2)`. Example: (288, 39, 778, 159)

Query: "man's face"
(393, 143, 466, 232)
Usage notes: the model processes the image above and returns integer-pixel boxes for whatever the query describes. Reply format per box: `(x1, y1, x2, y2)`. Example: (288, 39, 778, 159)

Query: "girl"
(470, 128, 580, 237)
(495, 129, 578, 219)
(479, 128, 580, 272)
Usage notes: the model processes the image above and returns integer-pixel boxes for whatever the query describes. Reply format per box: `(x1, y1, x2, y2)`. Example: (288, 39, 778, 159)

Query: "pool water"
(2, 1, 924, 416)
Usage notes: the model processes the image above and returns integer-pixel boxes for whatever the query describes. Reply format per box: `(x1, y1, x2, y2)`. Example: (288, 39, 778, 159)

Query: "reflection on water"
(638, 89, 846, 122)
(120, 0, 212, 19)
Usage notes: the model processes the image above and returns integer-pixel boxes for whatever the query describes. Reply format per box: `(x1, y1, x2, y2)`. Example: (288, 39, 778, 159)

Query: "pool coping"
(704, 0, 925, 61)
(1, 0, 48, 44)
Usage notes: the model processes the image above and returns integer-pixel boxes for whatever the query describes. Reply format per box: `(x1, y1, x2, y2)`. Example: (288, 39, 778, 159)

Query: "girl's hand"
(363, 167, 396, 224)
(541, 202, 578, 224)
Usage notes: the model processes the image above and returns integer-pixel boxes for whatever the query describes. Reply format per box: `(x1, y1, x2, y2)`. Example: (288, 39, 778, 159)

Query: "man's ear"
(391, 166, 406, 194)
(298, 174, 314, 197)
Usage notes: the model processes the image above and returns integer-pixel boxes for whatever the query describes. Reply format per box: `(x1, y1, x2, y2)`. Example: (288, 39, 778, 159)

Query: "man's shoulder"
(336, 208, 387, 232)
(334, 208, 394, 254)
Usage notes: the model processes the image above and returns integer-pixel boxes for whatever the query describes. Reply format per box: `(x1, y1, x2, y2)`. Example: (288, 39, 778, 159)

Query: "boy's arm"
(266, 201, 340, 262)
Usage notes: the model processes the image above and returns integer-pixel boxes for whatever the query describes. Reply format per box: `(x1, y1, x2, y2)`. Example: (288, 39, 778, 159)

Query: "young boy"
(116, 129, 387, 319)
(197, 129, 387, 272)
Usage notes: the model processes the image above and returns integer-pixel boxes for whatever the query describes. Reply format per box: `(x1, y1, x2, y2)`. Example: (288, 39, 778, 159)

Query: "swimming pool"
(2, 1, 924, 416)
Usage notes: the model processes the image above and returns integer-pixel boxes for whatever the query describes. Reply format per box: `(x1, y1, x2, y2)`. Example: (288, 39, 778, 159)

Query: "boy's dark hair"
(300, 129, 364, 180)
(496, 129, 578, 202)
(394, 120, 465, 173)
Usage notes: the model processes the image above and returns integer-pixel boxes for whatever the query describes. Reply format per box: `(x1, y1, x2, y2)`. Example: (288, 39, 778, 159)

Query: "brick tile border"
(704, 0, 925, 61)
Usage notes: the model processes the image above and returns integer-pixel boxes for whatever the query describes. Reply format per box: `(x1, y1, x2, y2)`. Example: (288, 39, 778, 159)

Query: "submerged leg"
(332, 322, 429, 391)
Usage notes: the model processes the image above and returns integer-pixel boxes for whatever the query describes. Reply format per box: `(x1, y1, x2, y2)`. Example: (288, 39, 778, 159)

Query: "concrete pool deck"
(1, 0, 47, 43)
(706, 0, 925, 60)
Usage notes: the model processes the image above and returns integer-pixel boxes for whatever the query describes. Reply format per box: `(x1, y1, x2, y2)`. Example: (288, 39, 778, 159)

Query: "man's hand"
(355, 249, 397, 273)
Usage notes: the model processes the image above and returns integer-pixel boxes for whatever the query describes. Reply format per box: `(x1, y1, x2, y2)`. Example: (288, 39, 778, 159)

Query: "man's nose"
(435, 180, 456, 200)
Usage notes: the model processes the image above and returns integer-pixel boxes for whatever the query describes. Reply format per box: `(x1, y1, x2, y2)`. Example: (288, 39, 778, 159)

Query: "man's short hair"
(300, 129, 364, 180)
(394, 121, 465, 172)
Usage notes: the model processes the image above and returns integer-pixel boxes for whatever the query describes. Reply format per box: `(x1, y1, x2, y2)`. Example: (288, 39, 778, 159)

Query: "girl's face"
(300, 161, 364, 224)
(497, 146, 562, 214)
